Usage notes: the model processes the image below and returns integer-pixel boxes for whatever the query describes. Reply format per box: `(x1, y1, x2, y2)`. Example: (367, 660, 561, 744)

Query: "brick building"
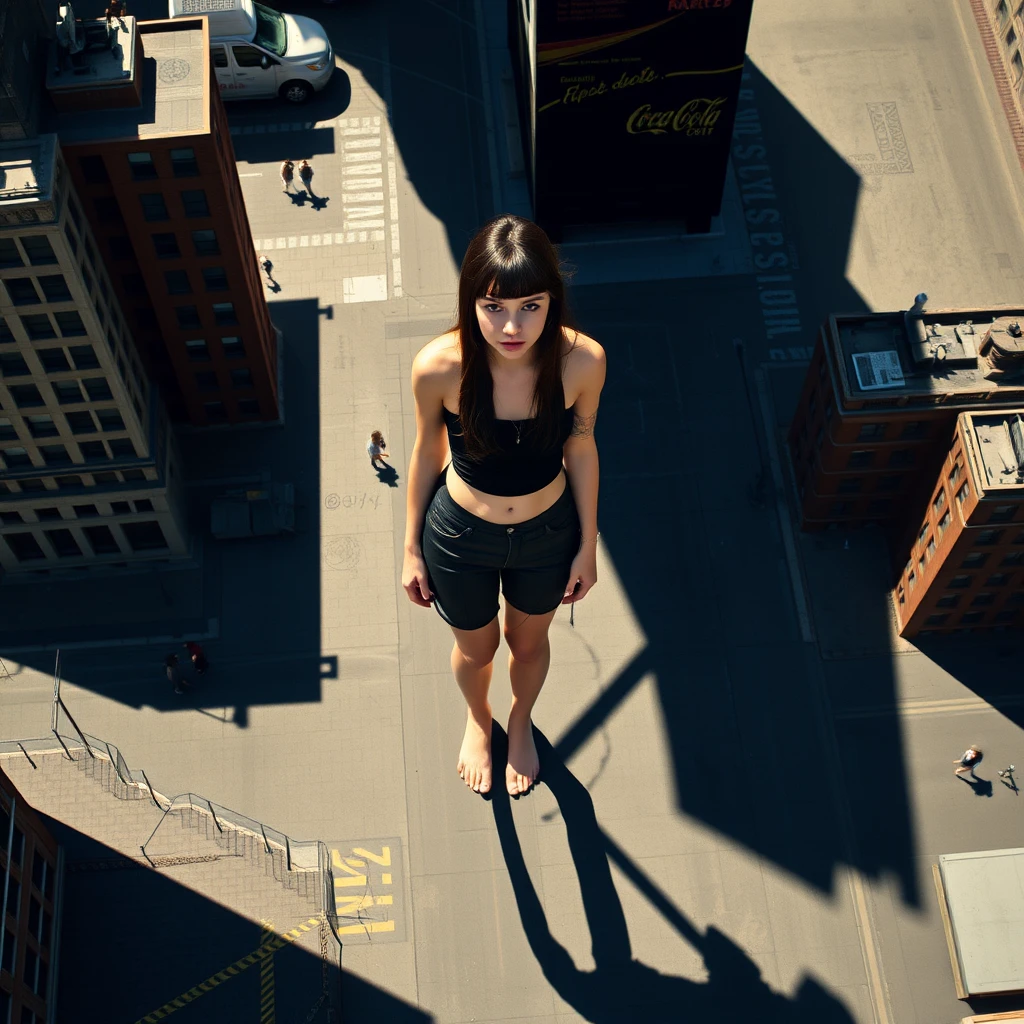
(0, 765, 61, 1024)
(46, 17, 280, 427)
(788, 301, 1024, 532)
(894, 409, 1024, 636)
(0, 134, 190, 575)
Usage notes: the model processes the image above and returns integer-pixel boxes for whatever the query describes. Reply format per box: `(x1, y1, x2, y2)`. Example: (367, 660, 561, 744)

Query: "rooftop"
(46, 18, 209, 142)
(0, 136, 58, 223)
(46, 15, 136, 95)
(963, 410, 1024, 494)
(829, 305, 1024, 408)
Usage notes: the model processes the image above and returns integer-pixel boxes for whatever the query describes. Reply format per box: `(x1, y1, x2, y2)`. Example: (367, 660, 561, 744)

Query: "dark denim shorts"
(422, 480, 581, 631)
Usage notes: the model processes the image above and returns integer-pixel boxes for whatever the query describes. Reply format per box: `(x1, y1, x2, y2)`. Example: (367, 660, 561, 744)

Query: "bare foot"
(457, 712, 492, 793)
(506, 715, 539, 795)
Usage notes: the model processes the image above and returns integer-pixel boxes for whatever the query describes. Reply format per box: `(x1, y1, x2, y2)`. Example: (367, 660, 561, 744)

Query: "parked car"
(167, 0, 333, 103)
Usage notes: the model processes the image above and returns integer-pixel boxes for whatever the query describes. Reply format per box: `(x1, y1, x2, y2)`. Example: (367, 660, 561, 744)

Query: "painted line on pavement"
(134, 916, 320, 1023)
(238, 172, 263, 178)
(259, 920, 276, 1024)
(835, 694, 1021, 721)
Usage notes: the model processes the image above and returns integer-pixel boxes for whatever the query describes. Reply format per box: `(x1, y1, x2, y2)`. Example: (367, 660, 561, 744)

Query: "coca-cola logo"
(626, 97, 726, 136)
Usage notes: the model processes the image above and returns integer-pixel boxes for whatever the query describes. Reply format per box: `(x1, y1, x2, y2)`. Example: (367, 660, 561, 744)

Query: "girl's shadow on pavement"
(375, 464, 399, 488)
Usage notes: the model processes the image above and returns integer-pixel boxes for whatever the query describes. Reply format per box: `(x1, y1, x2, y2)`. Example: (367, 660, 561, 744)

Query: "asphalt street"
(4, 0, 1024, 1021)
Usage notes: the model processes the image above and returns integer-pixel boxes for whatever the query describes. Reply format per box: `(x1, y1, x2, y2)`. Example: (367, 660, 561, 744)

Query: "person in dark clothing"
(165, 653, 187, 695)
(184, 641, 209, 674)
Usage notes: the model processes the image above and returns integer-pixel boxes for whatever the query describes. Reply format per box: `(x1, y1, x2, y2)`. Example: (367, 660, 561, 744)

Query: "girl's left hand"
(562, 547, 598, 604)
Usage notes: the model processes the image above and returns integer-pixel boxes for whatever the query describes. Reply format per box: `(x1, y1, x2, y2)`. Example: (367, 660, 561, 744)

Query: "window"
(221, 336, 244, 359)
(36, 274, 72, 303)
(847, 450, 875, 469)
(64, 221, 78, 255)
(926, 536, 936, 558)
(165, 270, 191, 295)
(107, 438, 136, 458)
(185, 339, 209, 361)
(170, 147, 199, 177)
(212, 302, 237, 326)
(93, 196, 122, 224)
(54, 311, 86, 336)
(995, 609, 1019, 624)
(230, 368, 254, 390)
(80, 154, 109, 182)
(0, 418, 15, 441)
(35, 507, 62, 521)
(933, 489, 947, 514)
(986, 573, 1011, 587)
(1014, 51, 1023, 78)
(191, 229, 219, 256)
(0, 319, 14, 344)
(924, 613, 949, 626)
(52, 380, 83, 404)
(1, 447, 32, 468)
(92, 471, 117, 484)
(202, 266, 229, 292)
(3, 532, 46, 561)
(134, 498, 154, 512)
(957, 483, 970, 505)
(857, 423, 886, 441)
(0, 237, 23, 268)
(937, 510, 951, 537)
(204, 401, 227, 421)
(900, 421, 928, 440)
(936, 594, 960, 609)
(21, 235, 57, 266)
(122, 520, 168, 551)
(971, 592, 995, 607)
(16, 479, 45, 493)
(1008, 26, 1018, 46)
(83, 524, 120, 554)
(176, 305, 201, 330)
(10, 384, 44, 407)
(152, 233, 181, 259)
(232, 44, 267, 67)
(950, 461, 963, 486)
(108, 236, 135, 261)
(999, 0, 1010, 23)
(0, 353, 30, 377)
(139, 193, 169, 221)
(1010, 590, 1024, 605)
(949, 574, 973, 588)
(195, 371, 219, 392)
(4, 278, 39, 305)
(889, 449, 914, 468)
(79, 441, 108, 461)
(21, 314, 55, 340)
(0, 511, 23, 524)
(40, 444, 71, 466)
(181, 188, 210, 218)
(95, 408, 125, 432)
(65, 410, 96, 434)
(989, 504, 1016, 524)
(835, 477, 861, 496)
(26, 415, 58, 438)
(83, 377, 113, 402)
(212, 44, 228, 67)
(960, 611, 985, 625)
(976, 529, 1003, 546)
(31, 849, 53, 898)
(46, 528, 82, 558)
(68, 345, 100, 371)
(238, 398, 261, 416)
(73, 503, 99, 517)
(128, 152, 157, 180)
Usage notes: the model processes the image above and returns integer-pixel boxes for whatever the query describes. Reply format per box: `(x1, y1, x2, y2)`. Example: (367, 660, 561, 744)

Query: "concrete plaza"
(4, 0, 1024, 1021)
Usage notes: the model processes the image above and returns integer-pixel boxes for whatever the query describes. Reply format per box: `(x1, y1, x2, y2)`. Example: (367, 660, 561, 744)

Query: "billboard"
(511, 0, 755, 234)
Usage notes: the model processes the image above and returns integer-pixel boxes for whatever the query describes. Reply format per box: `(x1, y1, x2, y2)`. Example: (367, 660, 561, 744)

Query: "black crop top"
(444, 406, 575, 497)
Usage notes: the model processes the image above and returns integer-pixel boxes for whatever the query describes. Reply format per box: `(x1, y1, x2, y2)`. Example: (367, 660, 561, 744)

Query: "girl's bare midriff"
(444, 462, 566, 525)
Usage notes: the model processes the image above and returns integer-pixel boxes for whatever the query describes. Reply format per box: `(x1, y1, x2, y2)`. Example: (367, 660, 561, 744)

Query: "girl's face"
(475, 291, 551, 362)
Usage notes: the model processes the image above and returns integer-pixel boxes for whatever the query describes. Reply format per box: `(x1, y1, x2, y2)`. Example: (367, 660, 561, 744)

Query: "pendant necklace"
(512, 420, 523, 445)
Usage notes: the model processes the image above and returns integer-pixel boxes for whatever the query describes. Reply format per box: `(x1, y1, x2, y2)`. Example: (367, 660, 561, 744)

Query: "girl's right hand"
(402, 550, 433, 608)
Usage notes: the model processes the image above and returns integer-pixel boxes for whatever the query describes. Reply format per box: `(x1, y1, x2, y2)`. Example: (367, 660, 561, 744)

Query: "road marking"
(343, 177, 383, 189)
(342, 191, 385, 203)
(343, 163, 382, 176)
(259, 920, 276, 1024)
(238, 172, 263, 178)
(330, 840, 401, 940)
(299, 236, 309, 247)
(343, 274, 387, 303)
(134, 916, 320, 1023)
(385, 128, 403, 297)
(345, 138, 381, 150)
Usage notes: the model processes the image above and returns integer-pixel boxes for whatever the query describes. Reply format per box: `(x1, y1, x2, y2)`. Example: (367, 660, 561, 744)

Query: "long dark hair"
(455, 215, 571, 459)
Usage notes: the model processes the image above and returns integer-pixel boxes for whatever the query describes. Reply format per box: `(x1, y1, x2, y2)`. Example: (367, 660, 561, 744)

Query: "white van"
(167, 0, 333, 104)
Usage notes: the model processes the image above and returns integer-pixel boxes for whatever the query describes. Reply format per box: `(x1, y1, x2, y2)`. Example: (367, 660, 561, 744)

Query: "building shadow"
(492, 728, 856, 1023)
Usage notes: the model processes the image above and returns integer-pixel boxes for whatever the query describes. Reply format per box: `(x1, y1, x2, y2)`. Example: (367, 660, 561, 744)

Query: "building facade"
(48, 17, 280, 428)
(0, 134, 190, 575)
(0, 765, 61, 1024)
(894, 410, 1024, 636)
(788, 304, 1024, 532)
(0, 0, 50, 142)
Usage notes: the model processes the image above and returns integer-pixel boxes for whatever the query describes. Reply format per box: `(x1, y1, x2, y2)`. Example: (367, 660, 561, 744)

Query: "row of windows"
(138, 190, 210, 222)
(163, 266, 229, 295)
(923, 608, 1020, 627)
(0, 498, 154, 525)
(176, 303, 238, 330)
(0, 274, 73, 307)
(196, 368, 253, 392)
(0, 407, 125, 441)
(204, 398, 262, 420)
(825, 499, 892, 517)
(0, 235, 58, 270)
(0, 467, 152, 494)
(186, 335, 246, 361)
(106, 229, 220, 263)
(0, 437, 138, 470)
(0, 310, 85, 342)
(80, 149, 199, 185)
(3, 519, 169, 561)
(0, 344, 99, 377)
(1, 376, 113, 408)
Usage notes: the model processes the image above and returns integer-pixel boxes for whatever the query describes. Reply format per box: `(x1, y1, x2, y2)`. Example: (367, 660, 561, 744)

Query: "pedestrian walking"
(954, 745, 983, 776)
(280, 159, 295, 192)
(298, 159, 313, 191)
(367, 430, 389, 469)
(165, 653, 187, 696)
(105, 0, 126, 26)
(259, 253, 272, 277)
(184, 641, 209, 675)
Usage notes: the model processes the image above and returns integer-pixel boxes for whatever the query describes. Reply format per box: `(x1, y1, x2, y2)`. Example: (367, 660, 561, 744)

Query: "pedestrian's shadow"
(374, 464, 400, 488)
(265, 276, 281, 294)
(958, 774, 994, 797)
(289, 190, 308, 207)
(308, 192, 330, 211)
(491, 727, 856, 1023)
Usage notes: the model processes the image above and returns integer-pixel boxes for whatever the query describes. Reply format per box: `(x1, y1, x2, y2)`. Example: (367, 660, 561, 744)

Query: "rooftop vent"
(980, 316, 1024, 380)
